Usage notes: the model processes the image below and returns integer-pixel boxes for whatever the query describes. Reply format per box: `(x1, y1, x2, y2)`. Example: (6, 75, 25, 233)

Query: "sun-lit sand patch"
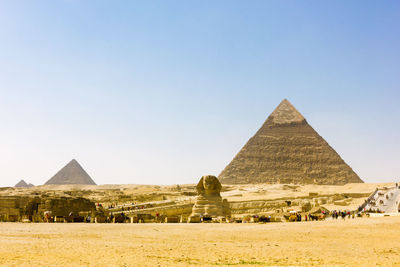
(1, 216, 400, 266)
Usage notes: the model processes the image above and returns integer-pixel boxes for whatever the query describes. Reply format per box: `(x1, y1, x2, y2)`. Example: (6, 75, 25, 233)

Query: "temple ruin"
(0, 194, 95, 222)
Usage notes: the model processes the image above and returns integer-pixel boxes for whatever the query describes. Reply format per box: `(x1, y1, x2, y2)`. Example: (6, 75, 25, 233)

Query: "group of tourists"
(294, 210, 358, 222)
(297, 210, 358, 222)
(331, 210, 354, 220)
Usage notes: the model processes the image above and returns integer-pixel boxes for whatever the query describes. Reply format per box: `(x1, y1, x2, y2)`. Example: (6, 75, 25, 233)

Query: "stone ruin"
(188, 175, 230, 222)
(0, 194, 95, 222)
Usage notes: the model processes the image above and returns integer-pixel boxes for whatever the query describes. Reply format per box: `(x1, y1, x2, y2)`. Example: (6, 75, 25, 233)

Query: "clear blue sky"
(0, 1, 399, 186)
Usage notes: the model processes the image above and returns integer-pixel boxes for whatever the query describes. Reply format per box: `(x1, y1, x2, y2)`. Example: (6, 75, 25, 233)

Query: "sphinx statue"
(189, 175, 230, 222)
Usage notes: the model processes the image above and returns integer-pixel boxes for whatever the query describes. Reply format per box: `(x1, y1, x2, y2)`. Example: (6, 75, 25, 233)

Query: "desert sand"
(1, 216, 400, 266)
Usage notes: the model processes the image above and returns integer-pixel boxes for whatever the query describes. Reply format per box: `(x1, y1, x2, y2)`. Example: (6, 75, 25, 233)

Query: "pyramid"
(219, 99, 363, 185)
(14, 180, 33, 188)
(45, 159, 96, 185)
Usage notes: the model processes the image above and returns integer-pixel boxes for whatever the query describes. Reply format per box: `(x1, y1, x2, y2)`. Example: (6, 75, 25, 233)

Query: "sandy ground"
(1, 216, 400, 266)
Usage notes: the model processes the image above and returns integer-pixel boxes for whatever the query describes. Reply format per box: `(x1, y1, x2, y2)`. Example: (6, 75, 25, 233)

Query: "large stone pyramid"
(45, 159, 96, 185)
(219, 99, 363, 185)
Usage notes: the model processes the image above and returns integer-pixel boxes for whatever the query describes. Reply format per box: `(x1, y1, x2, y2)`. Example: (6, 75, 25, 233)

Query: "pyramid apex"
(269, 99, 305, 124)
(68, 159, 82, 167)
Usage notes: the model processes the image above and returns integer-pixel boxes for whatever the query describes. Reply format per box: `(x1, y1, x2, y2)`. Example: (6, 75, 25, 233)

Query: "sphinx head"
(196, 175, 222, 195)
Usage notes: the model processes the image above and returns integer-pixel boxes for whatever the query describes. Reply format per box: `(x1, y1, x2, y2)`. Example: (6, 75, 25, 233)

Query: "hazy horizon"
(1, 1, 399, 186)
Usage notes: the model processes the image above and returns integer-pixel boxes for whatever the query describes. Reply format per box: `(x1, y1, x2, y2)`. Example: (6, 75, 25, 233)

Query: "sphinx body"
(189, 175, 230, 222)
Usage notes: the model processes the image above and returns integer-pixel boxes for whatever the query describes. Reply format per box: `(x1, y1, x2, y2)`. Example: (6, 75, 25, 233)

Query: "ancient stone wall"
(0, 195, 95, 221)
(38, 197, 95, 217)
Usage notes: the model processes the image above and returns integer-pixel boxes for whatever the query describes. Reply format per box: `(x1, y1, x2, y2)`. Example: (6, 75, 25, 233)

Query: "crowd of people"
(331, 210, 355, 220)
(293, 210, 357, 222)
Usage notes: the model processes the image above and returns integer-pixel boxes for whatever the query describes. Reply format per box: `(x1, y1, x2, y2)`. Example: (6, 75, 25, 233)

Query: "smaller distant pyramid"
(14, 180, 34, 188)
(45, 159, 96, 185)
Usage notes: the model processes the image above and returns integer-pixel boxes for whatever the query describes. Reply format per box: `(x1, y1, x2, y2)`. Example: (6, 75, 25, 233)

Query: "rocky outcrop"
(189, 175, 230, 221)
(219, 99, 363, 185)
